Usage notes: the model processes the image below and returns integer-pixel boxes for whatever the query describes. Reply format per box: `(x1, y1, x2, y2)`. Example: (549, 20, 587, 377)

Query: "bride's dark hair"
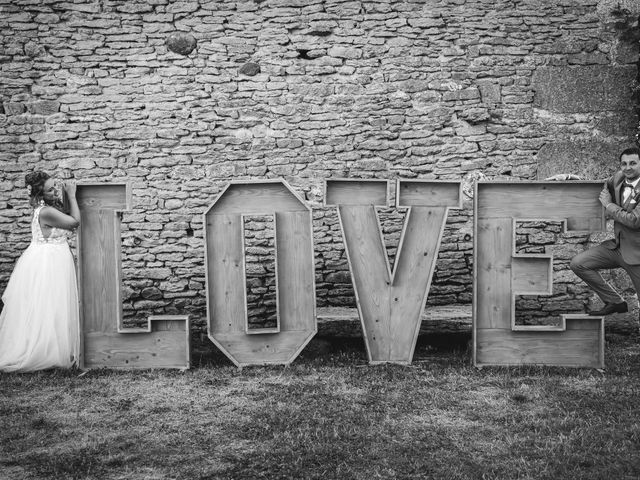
(25, 171, 50, 207)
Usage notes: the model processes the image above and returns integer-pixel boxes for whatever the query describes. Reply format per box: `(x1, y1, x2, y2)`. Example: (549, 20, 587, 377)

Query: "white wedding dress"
(0, 205, 80, 372)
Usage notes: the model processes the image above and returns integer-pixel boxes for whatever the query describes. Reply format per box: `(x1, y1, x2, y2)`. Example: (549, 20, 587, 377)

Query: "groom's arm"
(604, 202, 640, 229)
(601, 175, 640, 229)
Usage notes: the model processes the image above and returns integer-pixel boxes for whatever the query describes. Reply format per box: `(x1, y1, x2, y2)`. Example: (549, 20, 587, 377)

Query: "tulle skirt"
(0, 241, 80, 372)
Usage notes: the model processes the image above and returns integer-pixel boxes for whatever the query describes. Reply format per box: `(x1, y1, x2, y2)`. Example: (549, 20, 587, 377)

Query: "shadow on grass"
(190, 331, 473, 369)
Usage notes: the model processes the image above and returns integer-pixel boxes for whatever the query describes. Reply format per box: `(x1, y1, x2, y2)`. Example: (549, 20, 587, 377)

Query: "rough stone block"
(57, 157, 96, 170)
(327, 46, 362, 59)
(407, 17, 445, 28)
(57, 2, 99, 13)
(166, 32, 197, 56)
(165, 199, 183, 210)
(239, 62, 261, 76)
(29, 131, 79, 143)
(26, 101, 60, 115)
(116, 3, 153, 13)
(443, 88, 481, 101)
(533, 66, 637, 113)
(3, 103, 25, 115)
(166, 1, 199, 13)
(536, 140, 624, 181)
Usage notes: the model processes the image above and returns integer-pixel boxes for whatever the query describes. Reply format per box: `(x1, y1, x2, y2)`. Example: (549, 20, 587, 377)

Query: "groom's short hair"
(620, 147, 640, 160)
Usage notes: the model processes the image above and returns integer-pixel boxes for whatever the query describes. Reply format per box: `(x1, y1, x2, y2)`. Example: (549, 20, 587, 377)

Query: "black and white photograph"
(1, 0, 639, 478)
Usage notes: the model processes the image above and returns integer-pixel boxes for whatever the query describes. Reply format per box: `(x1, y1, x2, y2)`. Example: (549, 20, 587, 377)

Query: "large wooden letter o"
(204, 180, 316, 367)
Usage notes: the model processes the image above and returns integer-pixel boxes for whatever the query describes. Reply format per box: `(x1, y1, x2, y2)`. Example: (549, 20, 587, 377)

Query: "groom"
(570, 147, 640, 316)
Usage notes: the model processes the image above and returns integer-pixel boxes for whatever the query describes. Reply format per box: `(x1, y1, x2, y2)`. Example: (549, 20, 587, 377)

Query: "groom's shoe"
(588, 301, 628, 316)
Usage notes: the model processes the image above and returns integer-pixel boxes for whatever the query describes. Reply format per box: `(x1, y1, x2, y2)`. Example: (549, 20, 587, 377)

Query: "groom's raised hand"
(599, 183, 613, 208)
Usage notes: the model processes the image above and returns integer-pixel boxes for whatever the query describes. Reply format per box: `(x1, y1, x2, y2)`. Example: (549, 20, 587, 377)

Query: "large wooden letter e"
(474, 181, 606, 368)
(326, 180, 462, 364)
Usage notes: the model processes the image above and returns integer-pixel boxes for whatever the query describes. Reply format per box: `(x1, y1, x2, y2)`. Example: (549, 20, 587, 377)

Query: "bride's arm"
(41, 182, 81, 230)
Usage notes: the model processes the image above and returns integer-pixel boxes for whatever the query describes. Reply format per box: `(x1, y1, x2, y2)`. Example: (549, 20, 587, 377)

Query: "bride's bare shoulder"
(38, 205, 78, 230)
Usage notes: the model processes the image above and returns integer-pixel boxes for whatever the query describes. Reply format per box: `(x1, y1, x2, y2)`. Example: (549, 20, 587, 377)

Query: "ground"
(1, 334, 639, 480)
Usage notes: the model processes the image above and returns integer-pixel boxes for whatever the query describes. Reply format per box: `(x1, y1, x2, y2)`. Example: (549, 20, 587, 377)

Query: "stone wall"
(0, 0, 638, 331)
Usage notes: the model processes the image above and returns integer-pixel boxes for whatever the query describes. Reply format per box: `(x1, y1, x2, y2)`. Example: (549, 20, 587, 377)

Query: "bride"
(0, 171, 81, 372)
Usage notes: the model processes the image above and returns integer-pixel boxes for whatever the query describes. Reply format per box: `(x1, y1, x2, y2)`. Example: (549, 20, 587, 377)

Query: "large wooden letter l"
(326, 180, 462, 364)
(77, 184, 190, 369)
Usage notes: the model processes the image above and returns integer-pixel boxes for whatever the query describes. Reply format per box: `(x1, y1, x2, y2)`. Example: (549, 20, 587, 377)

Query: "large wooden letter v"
(326, 180, 461, 364)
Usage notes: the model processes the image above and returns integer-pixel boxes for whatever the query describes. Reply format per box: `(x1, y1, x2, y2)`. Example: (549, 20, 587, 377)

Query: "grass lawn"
(1, 334, 639, 480)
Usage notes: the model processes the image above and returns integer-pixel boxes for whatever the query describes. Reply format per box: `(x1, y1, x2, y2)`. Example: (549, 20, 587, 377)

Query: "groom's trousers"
(570, 245, 640, 304)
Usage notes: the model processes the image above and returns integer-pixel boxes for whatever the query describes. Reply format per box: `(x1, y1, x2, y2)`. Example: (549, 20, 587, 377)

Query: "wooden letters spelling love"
(76, 180, 606, 370)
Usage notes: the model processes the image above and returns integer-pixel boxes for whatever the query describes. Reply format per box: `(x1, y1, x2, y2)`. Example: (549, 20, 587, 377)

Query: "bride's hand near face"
(63, 181, 81, 226)
(63, 181, 77, 198)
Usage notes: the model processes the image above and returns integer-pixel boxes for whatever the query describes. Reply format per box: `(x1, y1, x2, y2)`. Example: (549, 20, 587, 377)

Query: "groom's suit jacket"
(603, 171, 640, 265)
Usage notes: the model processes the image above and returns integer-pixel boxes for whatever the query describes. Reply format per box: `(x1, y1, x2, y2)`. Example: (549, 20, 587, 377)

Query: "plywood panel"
(512, 256, 552, 295)
(389, 207, 447, 362)
(207, 214, 245, 335)
(474, 217, 513, 330)
(476, 182, 604, 231)
(210, 331, 316, 366)
(76, 184, 131, 210)
(338, 204, 391, 361)
(333, 180, 461, 364)
(205, 180, 316, 367)
(474, 181, 606, 368)
(476, 316, 604, 368)
(209, 182, 308, 214)
(325, 180, 388, 206)
(77, 184, 190, 369)
(397, 181, 462, 208)
(79, 210, 120, 334)
(276, 211, 316, 332)
(84, 316, 190, 369)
